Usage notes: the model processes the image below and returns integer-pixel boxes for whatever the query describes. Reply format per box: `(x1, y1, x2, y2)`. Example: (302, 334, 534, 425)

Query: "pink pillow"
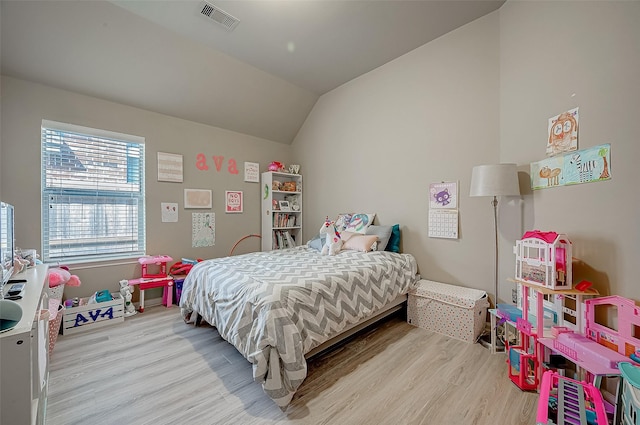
(342, 234, 378, 252)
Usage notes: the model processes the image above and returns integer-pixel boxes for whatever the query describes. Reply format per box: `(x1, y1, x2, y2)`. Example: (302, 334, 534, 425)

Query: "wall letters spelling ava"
(196, 154, 239, 174)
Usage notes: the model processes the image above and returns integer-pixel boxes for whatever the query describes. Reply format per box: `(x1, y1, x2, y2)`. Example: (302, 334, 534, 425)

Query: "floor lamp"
(470, 164, 520, 308)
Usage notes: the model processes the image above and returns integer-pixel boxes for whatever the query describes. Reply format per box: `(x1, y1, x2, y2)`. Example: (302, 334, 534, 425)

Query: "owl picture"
(547, 107, 579, 156)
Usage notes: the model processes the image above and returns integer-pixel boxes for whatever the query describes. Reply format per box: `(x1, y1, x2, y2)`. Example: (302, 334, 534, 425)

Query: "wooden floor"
(46, 307, 538, 425)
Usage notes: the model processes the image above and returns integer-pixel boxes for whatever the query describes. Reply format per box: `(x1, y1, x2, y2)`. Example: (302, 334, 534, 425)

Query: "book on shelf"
(272, 230, 296, 249)
(273, 213, 297, 228)
(284, 231, 296, 248)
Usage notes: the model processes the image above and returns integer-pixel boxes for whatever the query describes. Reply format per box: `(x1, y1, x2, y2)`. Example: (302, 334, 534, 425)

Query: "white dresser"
(1, 265, 49, 425)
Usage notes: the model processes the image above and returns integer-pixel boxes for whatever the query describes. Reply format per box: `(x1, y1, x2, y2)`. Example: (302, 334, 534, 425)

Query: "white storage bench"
(407, 280, 489, 343)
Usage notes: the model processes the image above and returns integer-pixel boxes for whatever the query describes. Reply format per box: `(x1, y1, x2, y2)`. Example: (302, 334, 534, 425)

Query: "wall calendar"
(428, 181, 459, 239)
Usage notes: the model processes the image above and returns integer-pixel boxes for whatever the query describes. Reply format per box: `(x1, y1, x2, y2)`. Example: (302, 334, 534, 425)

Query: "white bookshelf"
(261, 171, 302, 251)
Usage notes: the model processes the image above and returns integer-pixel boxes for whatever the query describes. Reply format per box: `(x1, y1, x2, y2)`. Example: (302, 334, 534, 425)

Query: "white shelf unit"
(261, 171, 302, 251)
(1, 264, 50, 425)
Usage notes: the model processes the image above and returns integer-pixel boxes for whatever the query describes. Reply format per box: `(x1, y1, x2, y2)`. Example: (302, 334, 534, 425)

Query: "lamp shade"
(470, 164, 520, 197)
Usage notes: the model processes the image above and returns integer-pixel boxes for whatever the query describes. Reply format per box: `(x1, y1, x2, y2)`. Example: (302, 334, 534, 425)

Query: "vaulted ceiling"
(1, 1, 504, 144)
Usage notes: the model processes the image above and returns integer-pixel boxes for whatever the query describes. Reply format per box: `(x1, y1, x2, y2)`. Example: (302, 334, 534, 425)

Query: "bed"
(180, 245, 419, 408)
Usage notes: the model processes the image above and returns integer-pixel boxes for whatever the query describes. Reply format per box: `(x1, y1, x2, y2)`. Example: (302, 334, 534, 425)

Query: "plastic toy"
(536, 370, 607, 425)
(517, 284, 597, 334)
(507, 317, 539, 391)
(169, 258, 202, 276)
(619, 362, 640, 425)
(551, 331, 631, 369)
(511, 281, 599, 394)
(268, 161, 285, 172)
(119, 280, 137, 317)
(137, 255, 173, 278)
(127, 255, 174, 312)
(575, 280, 593, 291)
(514, 231, 572, 290)
(319, 217, 342, 256)
(585, 295, 640, 357)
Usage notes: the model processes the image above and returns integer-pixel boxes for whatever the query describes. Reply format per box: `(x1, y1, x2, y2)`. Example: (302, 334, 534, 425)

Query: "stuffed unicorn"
(319, 216, 343, 256)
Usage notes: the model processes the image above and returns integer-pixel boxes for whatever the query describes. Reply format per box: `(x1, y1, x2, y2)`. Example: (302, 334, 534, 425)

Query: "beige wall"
(1, 76, 291, 299)
(293, 12, 502, 297)
(294, 1, 640, 302)
(2, 1, 639, 305)
(499, 1, 640, 300)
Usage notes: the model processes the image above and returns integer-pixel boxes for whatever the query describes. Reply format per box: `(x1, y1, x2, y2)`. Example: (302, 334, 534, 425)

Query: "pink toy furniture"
(513, 281, 599, 392)
(536, 370, 608, 425)
(128, 255, 174, 312)
(537, 296, 639, 424)
(514, 231, 572, 290)
(508, 317, 540, 391)
(585, 295, 640, 358)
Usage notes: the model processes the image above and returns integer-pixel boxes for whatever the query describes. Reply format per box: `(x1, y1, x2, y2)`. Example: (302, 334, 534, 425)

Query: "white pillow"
(343, 213, 376, 234)
(342, 233, 379, 252)
(334, 213, 354, 232)
(365, 225, 393, 251)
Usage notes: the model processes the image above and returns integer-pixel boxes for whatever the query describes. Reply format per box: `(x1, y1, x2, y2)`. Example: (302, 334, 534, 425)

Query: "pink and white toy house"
(514, 230, 572, 290)
(585, 295, 640, 358)
(516, 286, 596, 334)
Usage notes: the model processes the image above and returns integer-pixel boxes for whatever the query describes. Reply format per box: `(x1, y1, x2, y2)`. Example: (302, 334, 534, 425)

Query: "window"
(41, 120, 145, 263)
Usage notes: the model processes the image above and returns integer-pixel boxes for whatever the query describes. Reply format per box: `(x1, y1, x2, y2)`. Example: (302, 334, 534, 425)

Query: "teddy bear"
(119, 280, 137, 317)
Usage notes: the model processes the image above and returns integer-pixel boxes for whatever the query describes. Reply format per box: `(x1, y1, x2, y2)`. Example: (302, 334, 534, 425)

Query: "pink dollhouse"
(585, 295, 640, 358)
(514, 231, 572, 290)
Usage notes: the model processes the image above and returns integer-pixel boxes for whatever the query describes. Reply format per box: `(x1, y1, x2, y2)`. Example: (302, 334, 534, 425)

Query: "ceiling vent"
(199, 1, 240, 31)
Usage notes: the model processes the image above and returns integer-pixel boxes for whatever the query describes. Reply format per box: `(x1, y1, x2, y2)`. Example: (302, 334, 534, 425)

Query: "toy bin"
(173, 277, 185, 304)
(61, 292, 124, 335)
(48, 301, 64, 355)
(407, 279, 489, 343)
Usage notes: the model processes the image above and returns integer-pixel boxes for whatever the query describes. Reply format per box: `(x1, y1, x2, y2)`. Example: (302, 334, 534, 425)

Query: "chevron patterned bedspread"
(180, 245, 418, 408)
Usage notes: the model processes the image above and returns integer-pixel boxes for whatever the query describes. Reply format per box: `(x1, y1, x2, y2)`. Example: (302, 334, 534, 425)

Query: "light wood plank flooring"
(46, 307, 537, 425)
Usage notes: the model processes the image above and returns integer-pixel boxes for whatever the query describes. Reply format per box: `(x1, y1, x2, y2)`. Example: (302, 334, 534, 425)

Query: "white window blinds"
(41, 120, 145, 263)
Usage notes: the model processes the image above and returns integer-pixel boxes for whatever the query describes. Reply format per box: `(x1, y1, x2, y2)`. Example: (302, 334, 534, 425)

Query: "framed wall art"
(184, 189, 212, 209)
(225, 190, 243, 213)
(157, 152, 183, 182)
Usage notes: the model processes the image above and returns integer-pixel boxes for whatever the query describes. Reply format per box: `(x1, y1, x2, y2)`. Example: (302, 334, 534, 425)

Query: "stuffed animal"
(48, 267, 81, 299)
(319, 216, 343, 256)
(48, 267, 82, 287)
(119, 280, 137, 317)
(268, 161, 285, 172)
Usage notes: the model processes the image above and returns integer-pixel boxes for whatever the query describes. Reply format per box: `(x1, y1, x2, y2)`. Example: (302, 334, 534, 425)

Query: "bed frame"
(192, 294, 408, 359)
(304, 294, 407, 358)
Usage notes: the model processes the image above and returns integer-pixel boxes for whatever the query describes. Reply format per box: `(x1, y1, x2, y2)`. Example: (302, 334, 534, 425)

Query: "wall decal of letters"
(195, 153, 239, 175)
